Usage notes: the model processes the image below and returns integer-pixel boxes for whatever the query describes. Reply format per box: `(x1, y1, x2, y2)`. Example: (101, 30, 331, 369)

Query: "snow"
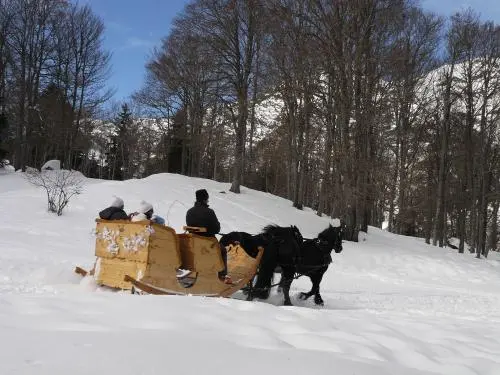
(0, 160, 15, 174)
(0, 172, 499, 374)
(330, 218, 341, 227)
(40, 160, 61, 171)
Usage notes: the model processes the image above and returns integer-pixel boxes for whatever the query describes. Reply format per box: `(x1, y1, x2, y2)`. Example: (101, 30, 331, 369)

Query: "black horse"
(245, 225, 303, 305)
(219, 226, 303, 299)
(252, 224, 343, 306)
(219, 231, 268, 258)
(220, 225, 303, 259)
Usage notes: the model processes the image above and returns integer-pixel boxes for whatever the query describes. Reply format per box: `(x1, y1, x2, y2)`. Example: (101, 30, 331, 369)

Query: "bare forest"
(1, 0, 499, 255)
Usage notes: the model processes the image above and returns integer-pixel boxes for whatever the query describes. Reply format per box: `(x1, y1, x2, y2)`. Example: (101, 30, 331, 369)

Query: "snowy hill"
(0, 172, 499, 375)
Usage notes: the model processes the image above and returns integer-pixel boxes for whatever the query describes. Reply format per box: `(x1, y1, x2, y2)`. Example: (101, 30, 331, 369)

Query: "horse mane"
(262, 224, 283, 235)
(318, 225, 333, 240)
(262, 224, 303, 238)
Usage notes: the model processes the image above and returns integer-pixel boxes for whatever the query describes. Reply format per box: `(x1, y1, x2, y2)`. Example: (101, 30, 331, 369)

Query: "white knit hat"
(138, 200, 153, 214)
(111, 196, 124, 209)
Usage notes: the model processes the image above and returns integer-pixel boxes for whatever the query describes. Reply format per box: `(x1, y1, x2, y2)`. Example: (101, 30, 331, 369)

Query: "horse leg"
(298, 289, 314, 300)
(298, 271, 325, 305)
(311, 271, 325, 306)
(242, 273, 255, 294)
(281, 267, 295, 306)
(245, 277, 255, 301)
(298, 274, 314, 300)
(277, 273, 284, 294)
(251, 262, 275, 300)
(298, 268, 316, 300)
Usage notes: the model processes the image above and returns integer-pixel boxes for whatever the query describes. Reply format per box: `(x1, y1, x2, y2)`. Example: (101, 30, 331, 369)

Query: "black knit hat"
(196, 189, 209, 202)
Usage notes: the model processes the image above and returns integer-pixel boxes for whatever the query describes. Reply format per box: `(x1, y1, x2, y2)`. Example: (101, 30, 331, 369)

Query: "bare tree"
(431, 13, 462, 247)
(0, 0, 111, 171)
(386, 6, 442, 235)
(184, 0, 263, 193)
(26, 167, 83, 216)
(265, 0, 320, 208)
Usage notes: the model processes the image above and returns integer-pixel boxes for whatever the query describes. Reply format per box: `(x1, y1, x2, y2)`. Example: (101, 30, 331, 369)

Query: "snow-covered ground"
(0, 171, 499, 375)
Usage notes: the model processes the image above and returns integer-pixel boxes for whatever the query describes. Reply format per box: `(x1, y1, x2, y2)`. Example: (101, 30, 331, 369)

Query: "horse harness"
(295, 237, 334, 266)
(255, 236, 334, 292)
(222, 230, 335, 293)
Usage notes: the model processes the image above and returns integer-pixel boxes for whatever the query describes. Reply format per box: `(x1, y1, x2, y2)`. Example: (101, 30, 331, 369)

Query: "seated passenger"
(185, 189, 220, 237)
(186, 189, 231, 284)
(131, 201, 165, 225)
(99, 196, 129, 220)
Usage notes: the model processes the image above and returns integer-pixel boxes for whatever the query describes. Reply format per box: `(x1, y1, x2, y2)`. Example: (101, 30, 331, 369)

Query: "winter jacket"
(131, 213, 148, 222)
(130, 213, 165, 225)
(153, 215, 165, 225)
(186, 202, 220, 237)
(99, 206, 129, 220)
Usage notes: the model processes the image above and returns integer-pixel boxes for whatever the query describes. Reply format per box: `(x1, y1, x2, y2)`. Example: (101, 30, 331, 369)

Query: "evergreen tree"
(109, 103, 134, 180)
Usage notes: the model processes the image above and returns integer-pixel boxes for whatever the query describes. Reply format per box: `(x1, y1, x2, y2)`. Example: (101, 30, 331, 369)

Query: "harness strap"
(249, 262, 332, 292)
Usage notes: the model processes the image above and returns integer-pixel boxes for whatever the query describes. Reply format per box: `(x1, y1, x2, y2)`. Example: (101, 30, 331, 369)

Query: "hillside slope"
(0, 172, 499, 375)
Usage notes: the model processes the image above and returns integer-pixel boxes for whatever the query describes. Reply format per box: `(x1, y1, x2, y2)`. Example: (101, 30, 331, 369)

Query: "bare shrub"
(26, 168, 84, 216)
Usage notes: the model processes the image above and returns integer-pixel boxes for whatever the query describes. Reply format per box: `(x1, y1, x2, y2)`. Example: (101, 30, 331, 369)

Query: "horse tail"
(219, 233, 230, 247)
(252, 243, 278, 299)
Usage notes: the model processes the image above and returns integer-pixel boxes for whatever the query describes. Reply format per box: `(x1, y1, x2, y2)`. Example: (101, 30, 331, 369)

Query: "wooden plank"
(124, 275, 218, 296)
(141, 263, 186, 292)
(75, 265, 95, 276)
(148, 224, 182, 267)
(95, 257, 147, 290)
(75, 266, 89, 276)
(94, 221, 151, 262)
(220, 245, 264, 297)
(178, 234, 224, 273)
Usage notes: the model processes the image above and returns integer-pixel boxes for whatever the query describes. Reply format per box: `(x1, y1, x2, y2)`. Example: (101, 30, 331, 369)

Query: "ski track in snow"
(0, 172, 499, 375)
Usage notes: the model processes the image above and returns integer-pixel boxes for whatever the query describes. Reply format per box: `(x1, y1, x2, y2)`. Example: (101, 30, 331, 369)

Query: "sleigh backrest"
(177, 233, 224, 274)
(94, 219, 181, 289)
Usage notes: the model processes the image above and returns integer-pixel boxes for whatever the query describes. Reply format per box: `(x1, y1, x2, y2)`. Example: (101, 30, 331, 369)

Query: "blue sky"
(78, 0, 500, 103)
(422, 0, 500, 21)
(78, 0, 189, 102)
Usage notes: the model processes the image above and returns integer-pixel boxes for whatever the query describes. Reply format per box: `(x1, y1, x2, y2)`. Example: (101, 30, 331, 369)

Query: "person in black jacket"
(186, 189, 220, 236)
(99, 196, 129, 220)
(186, 189, 230, 282)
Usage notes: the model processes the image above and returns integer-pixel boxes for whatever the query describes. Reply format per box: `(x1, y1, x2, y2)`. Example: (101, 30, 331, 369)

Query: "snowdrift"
(0, 172, 499, 375)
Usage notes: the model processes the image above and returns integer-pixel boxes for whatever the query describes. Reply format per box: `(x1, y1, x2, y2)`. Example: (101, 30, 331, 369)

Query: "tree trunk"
(432, 65, 454, 247)
(488, 200, 499, 255)
(230, 94, 248, 194)
(458, 208, 466, 253)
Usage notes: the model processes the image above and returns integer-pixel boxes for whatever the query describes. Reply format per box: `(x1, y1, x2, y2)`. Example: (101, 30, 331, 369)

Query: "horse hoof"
(284, 300, 293, 306)
(252, 290, 270, 300)
(314, 297, 324, 306)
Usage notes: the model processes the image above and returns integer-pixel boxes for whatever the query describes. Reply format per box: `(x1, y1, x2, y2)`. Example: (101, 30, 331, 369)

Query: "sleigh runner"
(76, 219, 263, 297)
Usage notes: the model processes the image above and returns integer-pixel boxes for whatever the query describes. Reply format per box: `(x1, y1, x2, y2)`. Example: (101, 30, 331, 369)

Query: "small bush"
(26, 168, 84, 216)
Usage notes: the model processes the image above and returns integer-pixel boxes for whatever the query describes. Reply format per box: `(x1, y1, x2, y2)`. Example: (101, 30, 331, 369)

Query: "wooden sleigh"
(75, 219, 263, 297)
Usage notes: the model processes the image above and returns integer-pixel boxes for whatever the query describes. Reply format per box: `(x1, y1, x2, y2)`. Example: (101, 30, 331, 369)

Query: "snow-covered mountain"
(0, 171, 499, 375)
